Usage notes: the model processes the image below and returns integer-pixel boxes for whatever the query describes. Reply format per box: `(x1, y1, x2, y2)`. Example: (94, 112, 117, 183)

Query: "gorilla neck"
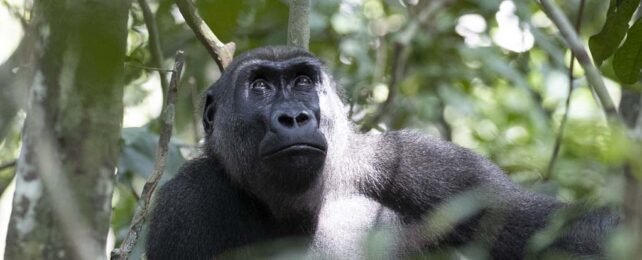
(252, 128, 379, 221)
(322, 129, 380, 197)
(255, 169, 325, 220)
(239, 124, 380, 222)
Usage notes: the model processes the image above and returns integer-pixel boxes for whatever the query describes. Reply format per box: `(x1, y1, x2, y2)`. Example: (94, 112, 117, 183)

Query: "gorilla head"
(202, 47, 334, 196)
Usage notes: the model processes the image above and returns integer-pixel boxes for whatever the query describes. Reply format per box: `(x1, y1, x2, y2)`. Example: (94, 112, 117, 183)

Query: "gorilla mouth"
(261, 143, 327, 158)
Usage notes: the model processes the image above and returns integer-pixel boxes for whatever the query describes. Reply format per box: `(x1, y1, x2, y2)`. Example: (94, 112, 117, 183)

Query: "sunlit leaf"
(588, 0, 640, 66)
(613, 18, 642, 85)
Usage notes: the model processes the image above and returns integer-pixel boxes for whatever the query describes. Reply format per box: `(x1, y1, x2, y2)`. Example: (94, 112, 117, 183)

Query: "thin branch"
(174, 0, 235, 71)
(287, 0, 311, 49)
(539, 0, 620, 122)
(125, 62, 174, 73)
(113, 50, 185, 260)
(0, 159, 17, 171)
(545, 0, 585, 179)
(137, 0, 169, 98)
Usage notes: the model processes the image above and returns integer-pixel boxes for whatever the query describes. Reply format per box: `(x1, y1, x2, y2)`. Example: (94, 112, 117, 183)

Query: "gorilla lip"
(261, 143, 327, 158)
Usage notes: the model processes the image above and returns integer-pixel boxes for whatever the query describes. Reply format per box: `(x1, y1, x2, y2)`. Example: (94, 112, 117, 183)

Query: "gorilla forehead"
(233, 45, 319, 64)
(207, 46, 326, 102)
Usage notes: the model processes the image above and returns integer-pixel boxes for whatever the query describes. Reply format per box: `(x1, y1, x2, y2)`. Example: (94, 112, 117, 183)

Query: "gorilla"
(146, 46, 618, 259)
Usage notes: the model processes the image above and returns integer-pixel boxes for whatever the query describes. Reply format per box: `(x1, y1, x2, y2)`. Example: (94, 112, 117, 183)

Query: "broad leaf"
(613, 18, 642, 85)
(588, 0, 641, 66)
(118, 127, 187, 182)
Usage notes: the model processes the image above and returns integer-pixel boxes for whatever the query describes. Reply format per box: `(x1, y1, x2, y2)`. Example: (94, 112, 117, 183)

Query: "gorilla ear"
(203, 90, 216, 134)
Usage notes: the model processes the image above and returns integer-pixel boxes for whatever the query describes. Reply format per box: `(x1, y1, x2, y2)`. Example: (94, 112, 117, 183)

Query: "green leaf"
(588, 0, 641, 66)
(613, 18, 642, 85)
(118, 127, 186, 181)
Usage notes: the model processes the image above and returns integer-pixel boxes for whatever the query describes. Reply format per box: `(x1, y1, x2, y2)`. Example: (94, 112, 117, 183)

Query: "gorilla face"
(245, 60, 328, 173)
(203, 51, 328, 194)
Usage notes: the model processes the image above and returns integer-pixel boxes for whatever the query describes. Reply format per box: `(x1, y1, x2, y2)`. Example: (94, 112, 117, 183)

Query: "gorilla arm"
(359, 130, 617, 258)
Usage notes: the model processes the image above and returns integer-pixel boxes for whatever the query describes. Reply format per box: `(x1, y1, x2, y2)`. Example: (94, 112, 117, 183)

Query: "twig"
(0, 159, 17, 171)
(137, 0, 169, 100)
(539, 0, 620, 122)
(545, 0, 585, 179)
(125, 63, 174, 73)
(113, 50, 185, 260)
(174, 0, 235, 71)
(287, 0, 311, 49)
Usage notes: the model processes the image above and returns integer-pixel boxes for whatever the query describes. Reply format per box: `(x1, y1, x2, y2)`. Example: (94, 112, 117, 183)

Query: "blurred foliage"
(588, 0, 642, 87)
(1, 0, 641, 258)
(588, 0, 640, 67)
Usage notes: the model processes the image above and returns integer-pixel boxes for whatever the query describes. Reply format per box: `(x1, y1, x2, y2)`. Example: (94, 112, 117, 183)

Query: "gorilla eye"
(294, 75, 313, 89)
(250, 79, 270, 91)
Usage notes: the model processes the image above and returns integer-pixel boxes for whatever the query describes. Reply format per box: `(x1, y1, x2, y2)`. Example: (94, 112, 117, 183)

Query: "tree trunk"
(4, 0, 131, 259)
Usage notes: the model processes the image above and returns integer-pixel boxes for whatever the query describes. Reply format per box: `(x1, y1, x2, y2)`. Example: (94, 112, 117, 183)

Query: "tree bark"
(4, 0, 131, 259)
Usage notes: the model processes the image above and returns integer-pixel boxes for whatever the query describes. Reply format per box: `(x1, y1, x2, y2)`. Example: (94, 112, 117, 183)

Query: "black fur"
(146, 46, 618, 259)
(146, 157, 315, 259)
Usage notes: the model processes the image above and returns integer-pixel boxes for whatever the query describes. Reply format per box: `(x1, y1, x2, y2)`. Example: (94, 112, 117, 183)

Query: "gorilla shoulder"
(379, 130, 511, 184)
(146, 157, 274, 259)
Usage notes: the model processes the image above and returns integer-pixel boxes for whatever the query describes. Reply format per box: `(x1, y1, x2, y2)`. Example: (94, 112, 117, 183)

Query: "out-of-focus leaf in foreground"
(588, 0, 640, 66)
(118, 127, 186, 183)
(613, 18, 642, 85)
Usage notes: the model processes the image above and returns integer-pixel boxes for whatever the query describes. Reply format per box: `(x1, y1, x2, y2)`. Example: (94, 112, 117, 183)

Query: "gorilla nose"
(277, 111, 311, 128)
(270, 107, 318, 135)
(262, 106, 327, 158)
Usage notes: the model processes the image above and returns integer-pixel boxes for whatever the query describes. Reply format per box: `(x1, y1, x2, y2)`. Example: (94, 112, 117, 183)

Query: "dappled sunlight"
(0, 4, 23, 64)
(492, 0, 534, 53)
(456, 14, 491, 47)
(123, 74, 163, 127)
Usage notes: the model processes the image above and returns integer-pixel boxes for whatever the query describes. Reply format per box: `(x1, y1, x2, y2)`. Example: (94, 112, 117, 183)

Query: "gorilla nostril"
(278, 114, 296, 128)
(276, 111, 311, 129)
(295, 112, 310, 126)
